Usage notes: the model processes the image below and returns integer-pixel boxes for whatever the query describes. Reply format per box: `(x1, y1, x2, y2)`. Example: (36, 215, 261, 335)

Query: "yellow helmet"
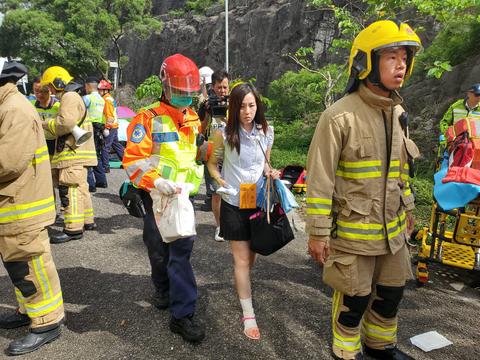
(347, 20, 421, 92)
(40, 66, 73, 91)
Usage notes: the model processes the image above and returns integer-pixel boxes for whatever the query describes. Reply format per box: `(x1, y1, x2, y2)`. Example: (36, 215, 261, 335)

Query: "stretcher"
(415, 172, 480, 284)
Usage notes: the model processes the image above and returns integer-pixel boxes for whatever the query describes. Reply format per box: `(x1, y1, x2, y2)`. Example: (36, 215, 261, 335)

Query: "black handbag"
(249, 176, 294, 256)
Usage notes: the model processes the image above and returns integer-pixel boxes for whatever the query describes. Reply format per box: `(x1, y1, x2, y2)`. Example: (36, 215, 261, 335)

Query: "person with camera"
(84, 76, 108, 192)
(40, 66, 97, 244)
(198, 70, 229, 242)
(122, 53, 205, 343)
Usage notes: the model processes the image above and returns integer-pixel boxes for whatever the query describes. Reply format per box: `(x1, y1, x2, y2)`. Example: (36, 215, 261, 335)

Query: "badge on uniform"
(131, 124, 146, 143)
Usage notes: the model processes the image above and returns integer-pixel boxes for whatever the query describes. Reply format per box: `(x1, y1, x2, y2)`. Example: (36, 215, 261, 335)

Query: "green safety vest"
(152, 114, 204, 194)
(84, 92, 105, 124)
(30, 98, 60, 140)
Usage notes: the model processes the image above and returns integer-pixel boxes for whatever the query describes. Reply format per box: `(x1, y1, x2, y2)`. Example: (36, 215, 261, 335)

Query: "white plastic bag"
(152, 183, 196, 243)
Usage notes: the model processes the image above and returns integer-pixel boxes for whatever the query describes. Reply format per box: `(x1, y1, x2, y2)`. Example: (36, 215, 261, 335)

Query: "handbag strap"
(266, 176, 271, 224)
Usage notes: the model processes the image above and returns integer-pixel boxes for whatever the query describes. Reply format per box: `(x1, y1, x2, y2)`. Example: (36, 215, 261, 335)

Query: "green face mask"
(170, 94, 193, 108)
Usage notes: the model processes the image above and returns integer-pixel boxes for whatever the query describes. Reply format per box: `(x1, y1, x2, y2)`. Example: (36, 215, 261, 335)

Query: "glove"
(154, 178, 177, 195)
(103, 129, 110, 138)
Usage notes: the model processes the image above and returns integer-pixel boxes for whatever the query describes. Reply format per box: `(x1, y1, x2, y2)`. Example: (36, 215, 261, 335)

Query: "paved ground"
(0, 168, 479, 359)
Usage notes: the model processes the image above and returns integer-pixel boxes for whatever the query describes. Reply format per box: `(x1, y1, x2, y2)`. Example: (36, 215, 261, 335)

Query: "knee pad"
(371, 285, 404, 318)
(3, 261, 37, 298)
(338, 294, 370, 328)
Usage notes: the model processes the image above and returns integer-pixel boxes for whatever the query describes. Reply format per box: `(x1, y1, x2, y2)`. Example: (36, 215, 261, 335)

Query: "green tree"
(0, 0, 162, 78)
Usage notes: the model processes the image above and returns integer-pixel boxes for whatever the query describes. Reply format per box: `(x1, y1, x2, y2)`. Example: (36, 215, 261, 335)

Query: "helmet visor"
(374, 41, 422, 54)
(163, 74, 200, 97)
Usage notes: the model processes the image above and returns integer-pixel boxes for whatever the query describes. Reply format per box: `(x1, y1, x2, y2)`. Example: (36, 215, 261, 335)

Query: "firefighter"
(306, 20, 421, 360)
(0, 60, 64, 355)
(98, 79, 124, 172)
(40, 66, 97, 243)
(83, 76, 108, 191)
(122, 54, 205, 343)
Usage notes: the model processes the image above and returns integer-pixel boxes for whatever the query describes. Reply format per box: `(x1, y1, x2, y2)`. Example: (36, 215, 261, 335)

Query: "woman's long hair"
(225, 83, 267, 154)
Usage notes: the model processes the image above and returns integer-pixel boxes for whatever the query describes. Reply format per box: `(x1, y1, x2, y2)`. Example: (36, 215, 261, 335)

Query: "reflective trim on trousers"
(332, 291, 362, 352)
(362, 320, 397, 342)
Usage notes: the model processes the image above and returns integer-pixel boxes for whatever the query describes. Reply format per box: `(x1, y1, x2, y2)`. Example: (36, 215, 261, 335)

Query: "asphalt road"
(0, 168, 479, 359)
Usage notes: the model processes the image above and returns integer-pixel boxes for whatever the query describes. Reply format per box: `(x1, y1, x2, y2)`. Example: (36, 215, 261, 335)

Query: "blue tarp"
(433, 161, 480, 210)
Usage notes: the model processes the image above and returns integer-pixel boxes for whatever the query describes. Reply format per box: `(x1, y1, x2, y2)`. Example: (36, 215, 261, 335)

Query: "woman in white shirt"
(207, 83, 279, 340)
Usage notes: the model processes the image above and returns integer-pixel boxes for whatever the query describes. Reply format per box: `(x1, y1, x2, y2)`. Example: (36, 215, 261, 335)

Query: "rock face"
(122, 0, 336, 92)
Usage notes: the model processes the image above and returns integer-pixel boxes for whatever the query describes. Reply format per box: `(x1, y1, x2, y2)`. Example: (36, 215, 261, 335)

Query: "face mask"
(170, 95, 193, 108)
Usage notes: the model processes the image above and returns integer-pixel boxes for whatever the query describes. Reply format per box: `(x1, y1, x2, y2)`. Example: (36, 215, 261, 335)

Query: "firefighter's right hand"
(154, 178, 177, 195)
(308, 236, 330, 265)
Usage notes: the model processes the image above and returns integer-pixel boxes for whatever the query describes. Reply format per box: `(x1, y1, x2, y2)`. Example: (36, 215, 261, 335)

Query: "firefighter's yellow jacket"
(0, 83, 55, 236)
(306, 83, 419, 256)
(46, 91, 97, 169)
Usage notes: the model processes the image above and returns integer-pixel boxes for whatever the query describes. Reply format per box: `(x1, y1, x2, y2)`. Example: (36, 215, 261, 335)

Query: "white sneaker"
(214, 227, 225, 242)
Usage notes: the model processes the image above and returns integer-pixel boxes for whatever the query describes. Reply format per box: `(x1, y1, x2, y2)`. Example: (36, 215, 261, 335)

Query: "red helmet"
(160, 54, 200, 96)
(98, 79, 112, 90)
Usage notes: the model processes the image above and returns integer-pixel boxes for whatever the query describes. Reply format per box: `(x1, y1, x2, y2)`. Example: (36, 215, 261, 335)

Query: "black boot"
(84, 223, 97, 231)
(0, 310, 30, 329)
(169, 314, 205, 343)
(364, 344, 415, 360)
(152, 292, 169, 310)
(7, 324, 61, 356)
(50, 232, 83, 244)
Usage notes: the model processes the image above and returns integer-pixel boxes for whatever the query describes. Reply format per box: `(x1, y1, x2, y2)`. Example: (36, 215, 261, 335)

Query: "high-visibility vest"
(30, 98, 60, 140)
(84, 92, 105, 124)
(124, 104, 204, 195)
(152, 115, 203, 193)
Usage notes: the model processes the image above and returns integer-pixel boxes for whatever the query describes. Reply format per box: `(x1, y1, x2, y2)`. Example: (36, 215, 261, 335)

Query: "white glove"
(103, 129, 110, 138)
(154, 178, 177, 195)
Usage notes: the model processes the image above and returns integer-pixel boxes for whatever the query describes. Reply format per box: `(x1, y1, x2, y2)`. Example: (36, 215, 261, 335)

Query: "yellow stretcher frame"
(415, 200, 480, 284)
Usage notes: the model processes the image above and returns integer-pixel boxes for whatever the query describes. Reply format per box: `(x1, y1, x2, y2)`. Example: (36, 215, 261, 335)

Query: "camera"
(207, 91, 228, 118)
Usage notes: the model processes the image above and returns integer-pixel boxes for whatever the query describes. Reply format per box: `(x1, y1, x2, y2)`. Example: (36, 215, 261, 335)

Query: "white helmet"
(199, 66, 214, 85)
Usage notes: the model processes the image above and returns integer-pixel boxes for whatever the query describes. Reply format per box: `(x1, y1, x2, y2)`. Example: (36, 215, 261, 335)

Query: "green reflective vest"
(30, 98, 60, 140)
(84, 92, 105, 124)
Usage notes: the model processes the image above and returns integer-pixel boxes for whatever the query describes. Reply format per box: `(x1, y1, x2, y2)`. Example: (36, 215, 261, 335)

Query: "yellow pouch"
(239, 183, 257, 209)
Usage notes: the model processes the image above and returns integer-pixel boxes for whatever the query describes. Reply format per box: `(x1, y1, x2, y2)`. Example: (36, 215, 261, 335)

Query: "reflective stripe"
(30, 146, 50, 167)
(125, 160, 152, 187)
(64, 215, 85, 224)
(362, 320, 396, 342)
(386, 212, 406, 239)
(336, 160, 382, 179)
(47, 119, 57, 136)
(337, 220, 385, 241)
(16, 290, 63, 317)
(32, 256, 51, 301)
(403, 187, 411, 196)
(14, 254, 63, 317)
(388, 160, 400, 178)
(401, 163, 409, 181)
(51, 150, 97, 164)
(84, 208, 94, 217)
(332, 291, 362, 351)
(306, 197, 332, 215)
(0, 196, 55, 223)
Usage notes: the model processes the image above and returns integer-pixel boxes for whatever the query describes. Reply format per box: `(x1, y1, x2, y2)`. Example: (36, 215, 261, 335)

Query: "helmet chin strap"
(367, 52, 392, 93)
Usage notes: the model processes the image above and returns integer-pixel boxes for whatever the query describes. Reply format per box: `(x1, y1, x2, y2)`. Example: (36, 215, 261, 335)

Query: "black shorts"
(220, 199, 258, 241)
